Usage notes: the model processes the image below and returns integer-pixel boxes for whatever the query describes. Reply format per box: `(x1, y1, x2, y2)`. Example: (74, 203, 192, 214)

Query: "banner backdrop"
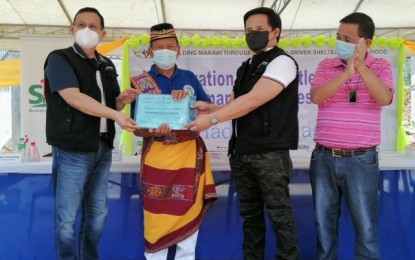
(20, 35, 73, 155)
(129, 44, 399, 158)
(17, 35, 402, 157)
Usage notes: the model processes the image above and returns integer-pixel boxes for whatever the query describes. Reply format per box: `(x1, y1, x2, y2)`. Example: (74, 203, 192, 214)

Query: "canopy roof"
(1, 0, 415, 51)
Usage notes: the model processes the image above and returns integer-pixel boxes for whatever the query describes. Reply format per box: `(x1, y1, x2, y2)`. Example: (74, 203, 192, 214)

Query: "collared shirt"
(147, 64, 211, 102)
(311, 54, 394, 149)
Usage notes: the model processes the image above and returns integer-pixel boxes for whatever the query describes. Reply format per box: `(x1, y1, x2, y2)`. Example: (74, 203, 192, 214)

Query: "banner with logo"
(19, 35, 401, 157)
(129, 44, 399, 158)
(20, 35, 73, 155)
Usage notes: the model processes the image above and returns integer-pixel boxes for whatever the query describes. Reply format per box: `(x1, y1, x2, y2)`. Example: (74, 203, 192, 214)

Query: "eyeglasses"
(73, 22, 102, 32)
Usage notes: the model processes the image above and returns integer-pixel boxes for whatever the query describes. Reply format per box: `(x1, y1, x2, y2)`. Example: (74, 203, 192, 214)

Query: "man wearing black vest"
(43, 7, 138, 260)
(185, 7, 300, 260)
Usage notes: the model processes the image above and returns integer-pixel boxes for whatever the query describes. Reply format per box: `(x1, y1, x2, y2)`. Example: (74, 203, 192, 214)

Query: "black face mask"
(245, 31, 270, 53)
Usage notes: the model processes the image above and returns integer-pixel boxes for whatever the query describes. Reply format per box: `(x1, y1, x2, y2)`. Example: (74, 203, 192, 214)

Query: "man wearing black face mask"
(185, 7, 300, 260)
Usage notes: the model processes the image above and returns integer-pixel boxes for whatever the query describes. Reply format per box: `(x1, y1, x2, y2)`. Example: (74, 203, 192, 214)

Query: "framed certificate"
(134, 94, 196, 130)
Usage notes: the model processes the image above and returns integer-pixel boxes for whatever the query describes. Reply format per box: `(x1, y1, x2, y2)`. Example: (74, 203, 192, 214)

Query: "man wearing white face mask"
(130, 23, 216, 260)
(309, 13, 394, 260)
(44, 7, 139, 260)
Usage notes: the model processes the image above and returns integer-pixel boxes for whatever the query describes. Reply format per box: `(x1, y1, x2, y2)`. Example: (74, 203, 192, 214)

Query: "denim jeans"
(52, 139, 112, 260)
(230, 150, 299, 260)
(309, 147, 380, 260)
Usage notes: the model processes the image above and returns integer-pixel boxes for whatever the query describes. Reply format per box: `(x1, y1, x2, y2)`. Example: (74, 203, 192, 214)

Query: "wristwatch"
(209, 113, 218, 125)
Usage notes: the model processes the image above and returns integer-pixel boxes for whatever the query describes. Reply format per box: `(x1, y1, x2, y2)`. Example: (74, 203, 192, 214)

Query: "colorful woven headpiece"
(150, 23, 177, 42)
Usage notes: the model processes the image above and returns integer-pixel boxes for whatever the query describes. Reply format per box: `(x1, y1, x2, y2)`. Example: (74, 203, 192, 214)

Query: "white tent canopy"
(1, 0, 415, 51)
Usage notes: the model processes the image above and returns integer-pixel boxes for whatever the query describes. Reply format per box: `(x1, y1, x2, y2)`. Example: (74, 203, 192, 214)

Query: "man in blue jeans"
(310, 12, 394, 260)
(44, 7, 138, 260)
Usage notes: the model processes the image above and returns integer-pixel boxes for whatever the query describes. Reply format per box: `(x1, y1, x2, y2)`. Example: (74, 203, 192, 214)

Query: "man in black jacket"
(44, 7, 138, 260)
(186, 7, 300, 260)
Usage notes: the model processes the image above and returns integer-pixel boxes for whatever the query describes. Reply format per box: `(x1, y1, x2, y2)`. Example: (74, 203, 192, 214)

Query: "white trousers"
(144, 230, 199, 260)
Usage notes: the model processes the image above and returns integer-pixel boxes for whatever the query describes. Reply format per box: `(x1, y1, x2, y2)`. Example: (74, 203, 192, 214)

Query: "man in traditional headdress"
(130, 23, 217, 260)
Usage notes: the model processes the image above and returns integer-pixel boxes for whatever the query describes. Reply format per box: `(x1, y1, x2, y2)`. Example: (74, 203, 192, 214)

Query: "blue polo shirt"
(147, 64, 211, 102)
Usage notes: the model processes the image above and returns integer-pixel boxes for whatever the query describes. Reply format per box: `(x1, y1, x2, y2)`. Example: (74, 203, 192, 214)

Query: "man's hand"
(118, 88, 139, 104)
(114, 111, 139, 132)
(354, 38, 368, 73)
(191, 101, 215, 115)
(344, 38, 368, 79)
(149, 123, 171, 137)
(185, 114, 212, 132)
(133, 123, 171, 138)
(345, 53, 356, 77)
(116, 88, 139, 110)
(171, 90, 188, 101)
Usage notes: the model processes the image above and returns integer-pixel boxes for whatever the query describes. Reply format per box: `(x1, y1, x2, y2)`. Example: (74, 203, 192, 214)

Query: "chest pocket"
(251, 61, 269, 76)
(104, 65, 117, 78)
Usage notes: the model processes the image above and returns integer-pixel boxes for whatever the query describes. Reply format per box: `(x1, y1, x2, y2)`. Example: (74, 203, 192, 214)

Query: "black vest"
(229, 47, 299, 155)
(44, 46, 120, 152)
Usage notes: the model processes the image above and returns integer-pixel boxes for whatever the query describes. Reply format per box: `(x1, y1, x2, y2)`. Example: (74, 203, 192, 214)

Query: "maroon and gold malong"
(131, 72, 217, 252)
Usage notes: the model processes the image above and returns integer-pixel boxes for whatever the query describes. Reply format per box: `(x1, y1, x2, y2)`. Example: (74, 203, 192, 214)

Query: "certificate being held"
(134, 94, 196, 130)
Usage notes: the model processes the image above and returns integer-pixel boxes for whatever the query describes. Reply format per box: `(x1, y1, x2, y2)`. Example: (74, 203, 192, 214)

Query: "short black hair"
(340, 12, 375, 39)
(243, 7, 282, 40)
(74, 7, 105, 29)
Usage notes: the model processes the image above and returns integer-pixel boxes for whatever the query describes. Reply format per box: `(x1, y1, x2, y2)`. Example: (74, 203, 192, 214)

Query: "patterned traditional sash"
(130, 72, 161, 94)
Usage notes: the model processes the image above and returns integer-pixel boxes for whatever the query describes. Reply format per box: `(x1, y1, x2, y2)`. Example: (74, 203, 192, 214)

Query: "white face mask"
(152, 49, 177, 70)
(75, 27, 100, 49)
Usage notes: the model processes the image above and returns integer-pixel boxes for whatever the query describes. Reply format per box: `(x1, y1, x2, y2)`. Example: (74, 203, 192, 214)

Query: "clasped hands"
(345, 37, 369, 77)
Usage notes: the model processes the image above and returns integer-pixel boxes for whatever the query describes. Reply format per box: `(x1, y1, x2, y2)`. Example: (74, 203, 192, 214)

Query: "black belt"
(316, 144, 377, 157)
(99, 132, 109, 139)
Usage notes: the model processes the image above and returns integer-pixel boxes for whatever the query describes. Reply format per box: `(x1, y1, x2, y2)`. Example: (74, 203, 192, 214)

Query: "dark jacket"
(44, 45, 120, 152)
(229, 46, 299, 155)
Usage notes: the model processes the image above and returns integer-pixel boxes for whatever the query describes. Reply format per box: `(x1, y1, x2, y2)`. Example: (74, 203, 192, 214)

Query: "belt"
(99, 132, 109, 139)
(316, 144, 377, 157)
